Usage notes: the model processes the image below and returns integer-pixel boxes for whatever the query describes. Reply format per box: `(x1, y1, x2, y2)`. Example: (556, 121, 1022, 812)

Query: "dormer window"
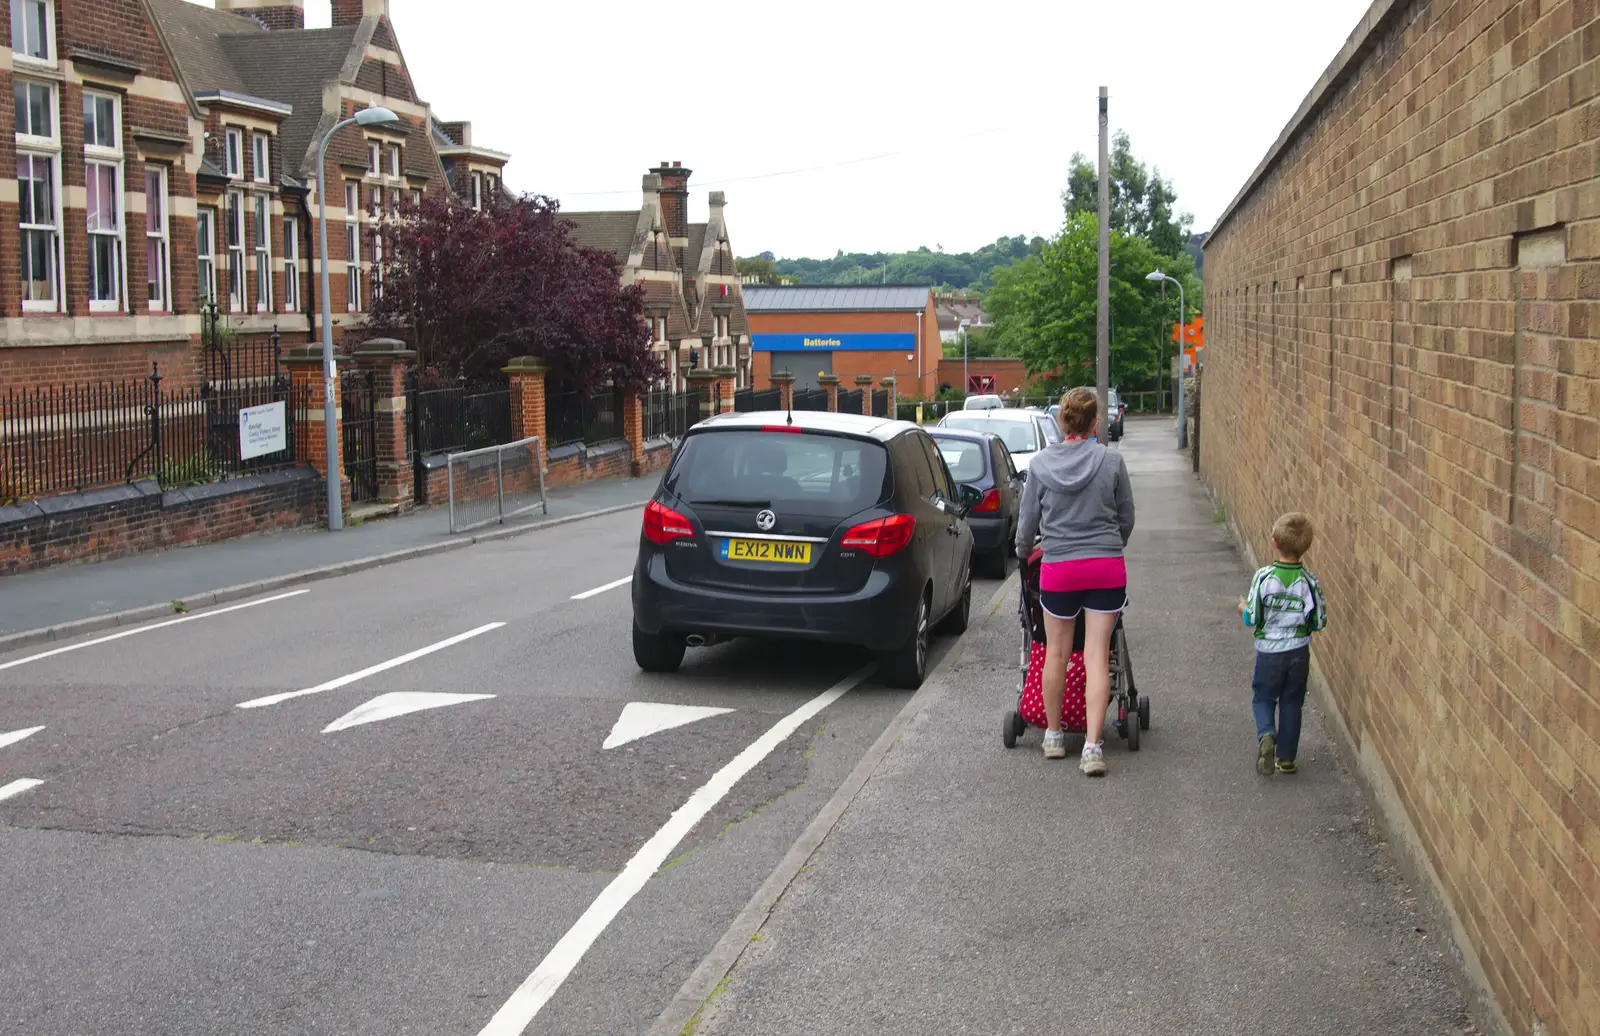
(470, 171, 482, 211)
(252, 133, 269, 183)
(225, 129, 243, 178)
(10, 0, 52, 62)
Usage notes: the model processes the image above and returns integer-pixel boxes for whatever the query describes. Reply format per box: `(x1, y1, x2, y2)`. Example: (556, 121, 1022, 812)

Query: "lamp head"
(1145, 270, 1166, 283)
(353, 106, 399, 127)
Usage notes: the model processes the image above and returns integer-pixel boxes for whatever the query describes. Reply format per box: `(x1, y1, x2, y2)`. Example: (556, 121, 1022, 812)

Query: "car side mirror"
(1014, 469, 1027, 484)
(957, 484, 985, 514)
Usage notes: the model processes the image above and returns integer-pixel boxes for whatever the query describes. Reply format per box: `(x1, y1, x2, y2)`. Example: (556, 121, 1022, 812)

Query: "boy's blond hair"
(1272, 512, 1314, 559)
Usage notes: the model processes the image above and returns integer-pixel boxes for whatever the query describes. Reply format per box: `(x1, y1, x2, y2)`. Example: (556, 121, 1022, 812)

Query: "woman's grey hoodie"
(1013, 440, 1135, 563)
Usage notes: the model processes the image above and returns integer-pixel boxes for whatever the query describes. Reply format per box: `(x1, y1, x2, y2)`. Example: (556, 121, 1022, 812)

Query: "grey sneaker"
(1080, 742, 1107, 776)
(1257, 733, 1277, 776)
(1042, 729, 1067, 759)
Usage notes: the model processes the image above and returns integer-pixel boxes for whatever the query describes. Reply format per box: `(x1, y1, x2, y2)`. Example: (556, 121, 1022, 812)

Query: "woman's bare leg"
(1082, 610, 1119, 742)
(1041, 611, 1076, 731)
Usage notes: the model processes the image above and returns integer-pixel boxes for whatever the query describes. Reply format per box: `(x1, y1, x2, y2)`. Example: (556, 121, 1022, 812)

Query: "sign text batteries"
(751, 333, 916, 353)
(239, 401, 288, 460)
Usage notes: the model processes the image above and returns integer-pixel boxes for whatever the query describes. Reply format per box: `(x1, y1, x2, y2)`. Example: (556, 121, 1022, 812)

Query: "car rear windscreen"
(666, 431, 890, 518)
(941, 415, 1038, 454)
(935, 439, 987, 483)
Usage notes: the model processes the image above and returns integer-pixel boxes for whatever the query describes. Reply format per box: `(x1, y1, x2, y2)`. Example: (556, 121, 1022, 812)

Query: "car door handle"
(945, 524, 960, 536)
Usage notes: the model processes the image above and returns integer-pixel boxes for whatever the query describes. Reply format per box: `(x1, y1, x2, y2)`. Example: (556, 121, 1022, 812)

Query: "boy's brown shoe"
(1257, 733, 1276, 776)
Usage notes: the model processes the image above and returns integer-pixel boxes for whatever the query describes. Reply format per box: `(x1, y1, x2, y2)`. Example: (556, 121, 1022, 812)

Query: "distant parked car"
(936, 407, 1056, 472)
(632, 410, 980, 689)
(930, 428, 1022, 578)
(1106, 389, 1124, 441)
(963, 394, 1005, 411)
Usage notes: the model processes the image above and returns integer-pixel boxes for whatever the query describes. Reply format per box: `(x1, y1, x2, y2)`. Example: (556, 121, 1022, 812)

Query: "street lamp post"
(314, 105, 399, 531)
(1146, 270, 1187, 449)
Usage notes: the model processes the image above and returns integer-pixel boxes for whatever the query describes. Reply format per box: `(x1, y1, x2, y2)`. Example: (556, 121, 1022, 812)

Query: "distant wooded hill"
(737, 235, 1047, 293)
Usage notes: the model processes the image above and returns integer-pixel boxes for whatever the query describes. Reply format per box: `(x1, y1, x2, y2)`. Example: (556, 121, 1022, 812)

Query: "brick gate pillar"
(818, 374, 841, 412)
(504, 357, 549, 457)
(713, 366, 738, 413)
(351, 337, 416, 506)
(855, 375, 874, 415)
(769, 369, 795, 411)
(880, 377, 897, 419)
(622, 386, 646, 475)
(687, 368, 721, 421)
(282, 345, 350, 510)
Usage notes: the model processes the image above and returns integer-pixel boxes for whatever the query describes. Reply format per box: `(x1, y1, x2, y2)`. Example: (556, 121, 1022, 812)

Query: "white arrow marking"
(0, 726, 45, 750)
(322, 691, 495, 734)
(602, 701, 734, 750)
(0, 778, 44, 802)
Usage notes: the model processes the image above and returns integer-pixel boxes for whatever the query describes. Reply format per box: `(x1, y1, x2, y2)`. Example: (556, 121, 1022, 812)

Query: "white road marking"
(0, 778, 44, 801)
(235, 623, 506, 709)
(0, 726, 45, 750)
(602, 702, 733, 750)
(477, 662, 874, 1036)
(570, 576, 631, 601)
(322, 691, 495, 733)
(0, 590, 310, 673)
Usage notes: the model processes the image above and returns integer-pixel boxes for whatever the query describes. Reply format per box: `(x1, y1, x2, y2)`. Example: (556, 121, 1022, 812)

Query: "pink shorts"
(1039, 557, 1127, 620)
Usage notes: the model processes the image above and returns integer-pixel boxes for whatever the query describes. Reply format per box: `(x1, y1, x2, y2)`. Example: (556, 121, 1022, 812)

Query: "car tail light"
(759, 424, 803, 433)
(841, 514, 916, 558)
(643, 500, 694, 544)
(973, 488, 1002, 513)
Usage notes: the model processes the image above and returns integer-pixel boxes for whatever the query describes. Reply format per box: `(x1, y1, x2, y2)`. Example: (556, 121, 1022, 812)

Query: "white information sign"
(239, 400, 288, 460)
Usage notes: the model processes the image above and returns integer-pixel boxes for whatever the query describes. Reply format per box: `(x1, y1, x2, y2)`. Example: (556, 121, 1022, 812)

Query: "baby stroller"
(1002, 549, 1150, 750)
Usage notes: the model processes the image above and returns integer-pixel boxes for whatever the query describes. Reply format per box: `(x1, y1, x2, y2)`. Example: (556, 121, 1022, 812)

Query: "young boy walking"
(1238, 513, 1326, 775)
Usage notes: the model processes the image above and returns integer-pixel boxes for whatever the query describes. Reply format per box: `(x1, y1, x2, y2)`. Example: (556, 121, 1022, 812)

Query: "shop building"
(745, 285, 938, 398)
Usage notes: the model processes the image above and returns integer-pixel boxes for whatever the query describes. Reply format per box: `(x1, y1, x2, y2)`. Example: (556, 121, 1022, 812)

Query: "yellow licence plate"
(720, 538, 812, 564)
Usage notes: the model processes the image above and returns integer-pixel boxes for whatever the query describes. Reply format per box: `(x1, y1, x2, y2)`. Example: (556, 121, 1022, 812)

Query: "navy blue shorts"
(1040, 586, 1127, 620)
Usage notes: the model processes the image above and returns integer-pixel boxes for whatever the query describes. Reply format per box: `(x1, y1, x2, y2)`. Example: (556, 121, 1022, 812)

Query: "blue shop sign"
(751, 333, 916, 353)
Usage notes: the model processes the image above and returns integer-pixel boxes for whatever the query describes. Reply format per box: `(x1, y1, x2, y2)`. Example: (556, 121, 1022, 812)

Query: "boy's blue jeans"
(1252, 645, 1310, 762)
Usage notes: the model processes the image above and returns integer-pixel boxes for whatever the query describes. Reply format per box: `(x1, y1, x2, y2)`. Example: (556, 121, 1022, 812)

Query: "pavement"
(680, 419, 1480, 1036)
(0, 473, 659, 637)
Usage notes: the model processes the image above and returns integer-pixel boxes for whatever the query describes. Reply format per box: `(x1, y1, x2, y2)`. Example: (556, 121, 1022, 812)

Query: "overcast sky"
(272, 0, 1376, 259)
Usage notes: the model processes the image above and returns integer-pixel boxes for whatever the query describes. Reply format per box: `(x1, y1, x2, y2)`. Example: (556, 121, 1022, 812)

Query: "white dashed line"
(570, 576, 631, 601)
(0, 590, 310, 673)
(0, 778, 44, 802)
(0, 726, 45, 750)
(476, 662, 875, 1035)
(235, 622, 506, 709)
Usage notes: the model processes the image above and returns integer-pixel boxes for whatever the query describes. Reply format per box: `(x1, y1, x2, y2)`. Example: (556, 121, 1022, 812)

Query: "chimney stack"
(332, 0, 388, 27)
(650, 161, 691, 241)
(214, 0, 304, 30)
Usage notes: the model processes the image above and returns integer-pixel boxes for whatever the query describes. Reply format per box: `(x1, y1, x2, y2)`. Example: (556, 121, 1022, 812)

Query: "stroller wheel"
(1138, 695, 1151, 731)
(1002, 710, 1022, 749)
(1126, 709, 1141, 752)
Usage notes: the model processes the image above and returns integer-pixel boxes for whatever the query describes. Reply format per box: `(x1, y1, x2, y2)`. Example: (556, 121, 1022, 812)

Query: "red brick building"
(1, 0, 509, 390)
(745, 285, 940, 399)
(561, 162, 750, 392)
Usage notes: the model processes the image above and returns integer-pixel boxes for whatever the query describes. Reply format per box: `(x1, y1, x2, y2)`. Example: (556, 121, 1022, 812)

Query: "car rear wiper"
(688, 498, 771, 508)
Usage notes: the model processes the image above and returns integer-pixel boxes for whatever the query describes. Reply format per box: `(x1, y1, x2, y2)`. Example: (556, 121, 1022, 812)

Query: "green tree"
(736, 255, 780, 283)
(1064, 131, 1193, 257)
(744, 235, 1046, 292)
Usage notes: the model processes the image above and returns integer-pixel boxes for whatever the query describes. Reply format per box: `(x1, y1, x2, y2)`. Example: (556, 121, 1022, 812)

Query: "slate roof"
(742, 285, 931, 313)
(147, 0, 362, 174)
(561, 210, 640, 263)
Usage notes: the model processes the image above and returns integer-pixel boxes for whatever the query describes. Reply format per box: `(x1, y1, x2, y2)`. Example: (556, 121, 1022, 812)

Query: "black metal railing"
(734, 387, 780, 412)
(871, 389, 889, 417)
(547, 387, 625, 448)
(643, 388, 702, 440)
(838, 388, 863, 414)
(408, 376, 512, 456)
(794, 388, 829, 412)
(1, 363, 301, 503)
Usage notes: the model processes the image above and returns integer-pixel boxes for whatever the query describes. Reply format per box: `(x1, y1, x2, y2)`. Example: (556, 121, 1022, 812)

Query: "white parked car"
(963, 394, 1005, 411)
(937, 407, 1061, 471)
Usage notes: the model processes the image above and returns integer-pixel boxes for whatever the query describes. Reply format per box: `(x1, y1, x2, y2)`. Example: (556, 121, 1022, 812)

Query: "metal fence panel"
(447, 435, 548, 534)
(547, 387, 624, 448)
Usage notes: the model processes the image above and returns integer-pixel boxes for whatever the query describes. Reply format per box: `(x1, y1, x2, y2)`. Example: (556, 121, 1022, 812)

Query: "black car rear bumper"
(632, 552, 924, 650)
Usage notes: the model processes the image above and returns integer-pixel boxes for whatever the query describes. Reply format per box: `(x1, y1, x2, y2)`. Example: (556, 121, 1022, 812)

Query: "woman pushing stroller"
(1014, 387, 1136, 776)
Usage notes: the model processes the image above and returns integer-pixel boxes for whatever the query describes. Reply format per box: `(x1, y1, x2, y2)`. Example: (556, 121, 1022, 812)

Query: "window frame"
(409, 188, 421, 209)
(345, 181, 361, 312)
(251, 132, 270, 184)
(367, 140, 380, 176)
(252, 193, 272, 312)
(144, 166, 171, 312)
(387, 143, 400, 178)
(14, 78, 55, 142)
(470, 171, 483, 211)
(10, 0, 54, 65)
(196, 207, 217, 308)
(225, 128, 243, 179)
(225, 188, 245, 311)
(17, 151, 62, 312)
(83, 92, 124, 313)
(283, 217, 299, 313)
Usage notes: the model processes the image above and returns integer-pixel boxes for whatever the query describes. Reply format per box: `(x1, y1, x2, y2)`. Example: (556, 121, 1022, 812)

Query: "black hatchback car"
(632, 411, 980, 689)
(929, 428, 1022, 579)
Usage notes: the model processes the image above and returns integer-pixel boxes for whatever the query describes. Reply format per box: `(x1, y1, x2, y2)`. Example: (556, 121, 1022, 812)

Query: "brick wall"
(1199, 2, 1599, 1034)
(0, 467, 321, 576)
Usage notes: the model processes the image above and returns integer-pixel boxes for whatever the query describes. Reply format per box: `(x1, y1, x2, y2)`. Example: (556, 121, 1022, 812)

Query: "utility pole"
(1096, 86, 1110, 434)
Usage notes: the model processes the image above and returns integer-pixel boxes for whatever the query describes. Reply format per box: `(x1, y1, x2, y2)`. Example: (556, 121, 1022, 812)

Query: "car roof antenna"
(786, 404, 793, 426)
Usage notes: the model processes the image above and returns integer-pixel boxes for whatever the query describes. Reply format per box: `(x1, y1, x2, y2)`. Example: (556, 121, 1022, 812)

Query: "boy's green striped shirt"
(1242, 561, 1326, 652)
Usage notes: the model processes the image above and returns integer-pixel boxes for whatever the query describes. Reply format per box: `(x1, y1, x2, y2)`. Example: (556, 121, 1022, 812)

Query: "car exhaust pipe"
(685, 633, 707, 648)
